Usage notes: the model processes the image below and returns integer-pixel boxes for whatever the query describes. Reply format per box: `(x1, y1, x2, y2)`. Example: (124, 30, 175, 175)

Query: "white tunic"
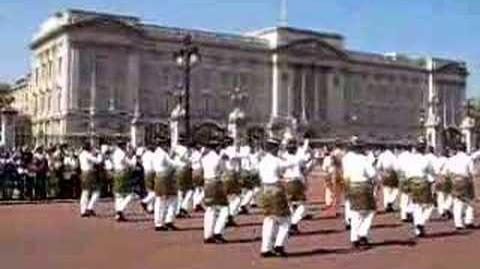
(201, 150, 222, 181)
(152, 147, 176, 173)
(78, 150, 101, 172)
(282, 151, 308, 181)
(399, 152, 434, 182)
(258, 153, 289, 184)
(342, 151, 376, 183)
(141, 150, 155, 173)
(376, 150, 397, 171)
(445, 152, 474, 177)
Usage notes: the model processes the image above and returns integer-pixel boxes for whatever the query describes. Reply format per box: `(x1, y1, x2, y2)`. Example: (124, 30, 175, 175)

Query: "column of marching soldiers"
(1, 135, 478, 258)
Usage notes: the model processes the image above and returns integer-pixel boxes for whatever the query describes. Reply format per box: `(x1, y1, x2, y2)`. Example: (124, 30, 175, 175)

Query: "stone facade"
(11, 9, 468, 146)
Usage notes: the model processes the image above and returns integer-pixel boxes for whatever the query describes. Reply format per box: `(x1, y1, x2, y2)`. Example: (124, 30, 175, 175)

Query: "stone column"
(1, 109, 17, 149)
(425, 58, 442, 151)
(271, 53, 279, 118)
(300, 66, 307, 124)
(69, 46, 80, 110)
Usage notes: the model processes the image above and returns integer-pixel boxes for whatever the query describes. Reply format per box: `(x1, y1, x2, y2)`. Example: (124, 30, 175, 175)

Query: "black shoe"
(165, 223, 179, 231)
(385, 204, 394, 213)
(261, 251, 276, 258)
(226, 216, 237, 227)
(406, 213, 413, 223)
(140, 202, 149, 213)
(80, 212, 90, 218)
(359, 237, 370, 247)
(87, 210, 96, 217)
(273, 246, 287, 257)
(204, 237, 216, 244)
(456, 226, 465, 231)
(155, 226, 168, 231)
(466, 224, 476, 230)
(148, 209, 154, 215)
(415, 225, 425, 237)
(352, 241, 361, 249)
(345, 222, 351, 230)
(445, 210, 453, 220)
(194, 205, 205, 213)
(251, 203, 258, 209)
(214, 234, 227, 244)
(115, 212, 127, 222)
(289, 224, 300, 235)
(239, 206, 249, 215)
(303, 213, 314, 220)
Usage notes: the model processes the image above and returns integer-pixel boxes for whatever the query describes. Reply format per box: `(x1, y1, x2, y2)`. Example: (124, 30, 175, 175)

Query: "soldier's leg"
(204, 206, 216, 239)
(228, 194, 242, 217)
(240, 189, 254, 207)
(119, 193, 133, 212)
(437, 191, 446, 215)
(87, 190, 100, 212)
(261, 216, 276, 254)
(274, 216, 291, 250)
(154, 196, 167, 228)
(176, 190, 184, 215)
(349, 210, 361, 244)
(181, 189, 194, 212)
(344, 199, 352, 227)
(141, 191, 155, 206)
(291, 202, 306, 226)
(165, 196, 177, 225)
(213, 206, 229, 236)
(358, 211, 375, 240)
(114, 193, 123, 212)
(383, 186, 391, 209)
(193, 187, 204, 209)
(453, 198, 465, 228)
(80, 190, 90, 215)
(464, 202, 474, 226)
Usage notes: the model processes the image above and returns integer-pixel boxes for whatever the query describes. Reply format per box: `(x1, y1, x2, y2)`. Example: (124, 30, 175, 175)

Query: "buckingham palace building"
(10, 9, 468, 146)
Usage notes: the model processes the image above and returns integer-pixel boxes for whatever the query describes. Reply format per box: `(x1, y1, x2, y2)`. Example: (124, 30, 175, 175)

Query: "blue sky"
(0, 0, 479, 97)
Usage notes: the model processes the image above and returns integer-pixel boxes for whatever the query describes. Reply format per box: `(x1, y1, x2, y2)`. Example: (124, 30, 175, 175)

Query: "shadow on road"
(370, 239, 417, 247)
(372, 223, 403, 229)
(288, 247, 355, 257)
(294, 228, 345, 237)
(424, 230, 472, 239)
(227, 236, 262, 244)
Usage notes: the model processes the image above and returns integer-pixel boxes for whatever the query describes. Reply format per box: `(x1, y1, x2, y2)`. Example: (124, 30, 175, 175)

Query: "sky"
(0, 0, 479, 97)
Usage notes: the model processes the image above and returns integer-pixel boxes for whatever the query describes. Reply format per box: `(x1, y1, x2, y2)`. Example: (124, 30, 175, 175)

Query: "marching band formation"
(1, 135, 479, 258)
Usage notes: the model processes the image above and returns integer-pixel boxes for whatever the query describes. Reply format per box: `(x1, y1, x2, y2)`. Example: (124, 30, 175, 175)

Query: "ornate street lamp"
(227, 86, 248, 144)
(173, 34, 201, 145)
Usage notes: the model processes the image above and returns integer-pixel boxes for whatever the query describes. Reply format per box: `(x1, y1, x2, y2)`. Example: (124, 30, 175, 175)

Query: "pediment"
(436, 62, 468, 76)
(277, 38, 348, 59)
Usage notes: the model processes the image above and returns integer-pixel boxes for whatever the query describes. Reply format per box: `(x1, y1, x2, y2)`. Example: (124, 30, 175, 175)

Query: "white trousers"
(204, 205, 229, 239)
(261, 216, 290, 252)
(413, 203, 434, 227)
(344, 199, 352, 224)
(383, 187, 399, 208)
(290, 202, 306, 225)
(193, 187, 204, 208)
(453, 198, 474, 228)
(154, 196, 177, 227)
(240, 189, 255, 207)
(142, 191, 156, 211)
(176, 190, 194, 214)
(114, 193, 133, 212)
(400, 193, 414, 220)
(228, 194, 242, 217)
(436, 191, 453, 215)
(80, 190, 100, 214)
(349, 210, 375, 242)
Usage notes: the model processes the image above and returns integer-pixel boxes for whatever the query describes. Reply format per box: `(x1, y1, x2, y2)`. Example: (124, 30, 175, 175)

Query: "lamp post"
(173, 34, 201, 145)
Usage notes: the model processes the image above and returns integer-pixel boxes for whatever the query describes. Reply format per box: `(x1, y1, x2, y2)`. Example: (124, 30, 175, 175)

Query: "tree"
(0, 82, 14, 109)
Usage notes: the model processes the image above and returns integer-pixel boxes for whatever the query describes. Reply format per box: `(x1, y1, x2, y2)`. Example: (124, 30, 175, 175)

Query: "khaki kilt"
(382, 170, 399, 188)
(223, 170, 242, 195)
(451, 176, 475, 202)
(155, 170, 177, 196)
(399, 177, 411, 194)
(192, 169, 204, 187)
(409, 177, 434, 204)
(113, 170, 132, 194)
(80, 170, 100, 191)
(347, 181, 376, 211)
(258, 184, 290, 217)
(175, 167, 193, 192)
(286, 179, 306, 202)
(204, 180, 228, 206)
(435, 175, 452, 194)
(144, 171, 155, 191)
(240, 170, 261, 190)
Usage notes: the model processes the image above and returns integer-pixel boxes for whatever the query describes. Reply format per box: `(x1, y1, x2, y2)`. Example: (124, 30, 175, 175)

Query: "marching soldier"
(191, 143, 205, 212)
(397, 146, 414, 222)
(140, 145, 156, 214)
(377, 146, 399, 212)
(282, 139, 309, 235)
(221, 138, 243, 226)
(112, 142, 137, 222)
(400, 144, 435, 237)
(202, 139, 230, 243)
(445, 144, 476, 230)
(239, 140, 262, 214)
(258, 138, 292, 258)
(173, 138, 194, 218)
(153, 138, 182, 231)
(432, 148, 452, 219)
(79, 143, 103, 217)
(342, 140, 377, 248)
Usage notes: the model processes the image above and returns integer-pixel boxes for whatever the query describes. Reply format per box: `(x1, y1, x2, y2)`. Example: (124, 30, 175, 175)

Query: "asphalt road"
(1, 173, 479, 269)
